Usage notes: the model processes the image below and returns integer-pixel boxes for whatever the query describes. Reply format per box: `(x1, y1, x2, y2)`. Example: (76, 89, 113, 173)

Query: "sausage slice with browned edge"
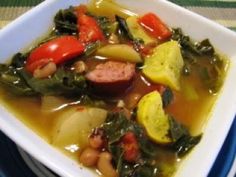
(86, 61, 135, 95)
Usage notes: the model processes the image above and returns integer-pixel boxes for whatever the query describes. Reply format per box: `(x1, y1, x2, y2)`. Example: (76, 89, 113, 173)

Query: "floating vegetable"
(26, 36, 84, 73)
(139, 13, 172, 41)
(88, 0, 137, 18)
(76, 5, 105, 43)
(52, 107, 107, 147)
(126, 16, 156, 44)
(96, 44, 142, 63)
(137, 91, 171, 144)
(142, 41, 184, 90)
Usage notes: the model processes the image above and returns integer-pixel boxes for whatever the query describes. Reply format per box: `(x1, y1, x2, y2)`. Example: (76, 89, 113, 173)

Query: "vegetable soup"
(0, 0, 229, 177)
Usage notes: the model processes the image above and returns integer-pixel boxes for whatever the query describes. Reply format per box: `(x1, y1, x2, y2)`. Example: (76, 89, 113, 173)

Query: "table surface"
(0, 1, 235, 177)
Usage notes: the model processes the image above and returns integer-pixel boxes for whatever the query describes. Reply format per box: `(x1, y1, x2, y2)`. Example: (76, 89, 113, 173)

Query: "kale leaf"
(0, 53, 87, 97)
(84, 41, 101, 56)
(0, 53, 35, 96)
(168, 116, 188, 142)
(171, 28, 214, 57)
(168, 116, 202, 157)
(54, 7, 78, 35)
(86, 12, 113, 38)
(115, 15, 134, 41)
(162, 87, 173, 108)
(0, 64, 35, 96)
(25, 68, 87, 96)
(94, 16, 113, 37)
(172, 28, 227, 93)
(102, 112, 160, 177)
(172, 134, 202, 157)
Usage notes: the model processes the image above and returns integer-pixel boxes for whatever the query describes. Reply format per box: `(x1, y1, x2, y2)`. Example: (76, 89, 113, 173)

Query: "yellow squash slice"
(137, 91, 171, 144)
(142, 41, 184, 90)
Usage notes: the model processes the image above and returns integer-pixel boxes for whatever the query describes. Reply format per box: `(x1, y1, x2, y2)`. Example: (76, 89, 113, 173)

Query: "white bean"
(33, 61, 57, 78)
(97, 152, 118, 177)
(89, 135, 103, 149)
(73, 61, 87, 73)
(79, 147, 100, 167)
(108, 33, 119, 44)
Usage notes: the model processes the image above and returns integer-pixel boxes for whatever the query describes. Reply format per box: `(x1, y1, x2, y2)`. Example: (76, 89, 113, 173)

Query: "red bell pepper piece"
(139, 13, 171, 41)
(121, 132, 139, 162)
(76, 5, 105, 43)
(26, 36, 84, 73)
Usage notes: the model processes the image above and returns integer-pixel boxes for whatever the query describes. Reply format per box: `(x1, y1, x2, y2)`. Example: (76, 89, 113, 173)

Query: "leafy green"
(168, 116, 188, 142)
(95, 16, 113, 37)
(0, 53, 87, 96)
(168, 116, 202, 156)
(11, 52, 27, 68)
(79, 95, 106, 108)
(0, 53, 35, 95)
(84, 41, 101, 56)
(0, 64, 35, 96)
(171, 28, 214, 57)
(25, 68, 87, 96)
(171, 28, 227, 93)
(54, 7, 78, 35)
(162, 87, 173, 108)
(102, 112, 160, 177)
(102, 112, 134, 144)
(172, 134, 202, 157)
(132, 164, 159, 177)
(86, 12, 113, 38)
(115, 15, 134, 41)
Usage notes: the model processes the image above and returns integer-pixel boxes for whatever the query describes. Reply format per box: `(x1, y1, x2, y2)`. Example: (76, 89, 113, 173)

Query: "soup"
(0, 0, 229, 177)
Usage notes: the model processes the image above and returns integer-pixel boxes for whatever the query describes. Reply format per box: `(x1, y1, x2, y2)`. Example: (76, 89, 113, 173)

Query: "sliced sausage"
(86, 61, 135, 95)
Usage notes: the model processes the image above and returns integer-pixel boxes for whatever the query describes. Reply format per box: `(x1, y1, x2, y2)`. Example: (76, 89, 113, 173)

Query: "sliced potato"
(52, 106, 107, 148)
(126, 16, 156, 44)
(41, 96, 70, 112)
(137, 91, 171, 144)
(96, 44, 142, 63)
(142, 41, 184, 90)
(88, 0, 137, 18)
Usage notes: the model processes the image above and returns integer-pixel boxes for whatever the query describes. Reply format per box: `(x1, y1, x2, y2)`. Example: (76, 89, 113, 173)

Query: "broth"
(0, 1, 229, 176)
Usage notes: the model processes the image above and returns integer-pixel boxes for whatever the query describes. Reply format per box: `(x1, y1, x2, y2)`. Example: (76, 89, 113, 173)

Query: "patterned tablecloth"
(0, 0, 236, 32)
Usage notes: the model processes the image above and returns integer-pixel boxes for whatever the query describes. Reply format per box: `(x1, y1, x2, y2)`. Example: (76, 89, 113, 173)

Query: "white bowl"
(0, 0, 236, 177)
